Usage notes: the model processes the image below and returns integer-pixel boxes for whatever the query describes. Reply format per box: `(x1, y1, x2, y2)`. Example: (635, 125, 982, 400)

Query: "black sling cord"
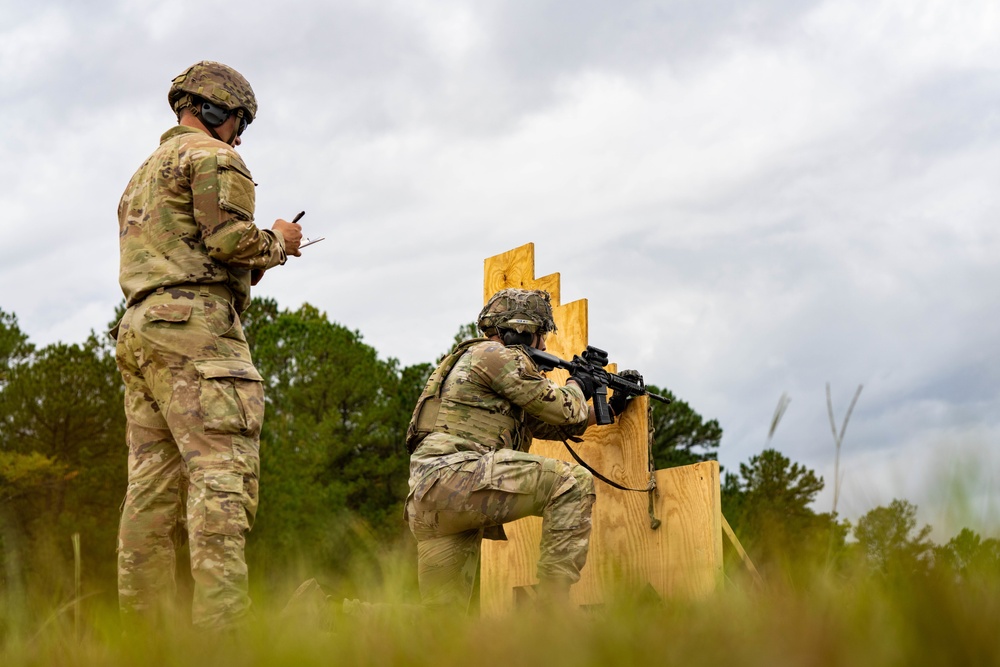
(558, 419, 662, 530)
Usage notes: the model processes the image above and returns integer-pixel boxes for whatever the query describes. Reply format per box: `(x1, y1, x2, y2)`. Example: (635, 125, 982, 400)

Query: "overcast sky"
(2, 0, 997, 537)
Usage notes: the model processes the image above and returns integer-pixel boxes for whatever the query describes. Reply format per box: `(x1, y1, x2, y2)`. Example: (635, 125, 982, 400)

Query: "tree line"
(1, 300, 997, 612)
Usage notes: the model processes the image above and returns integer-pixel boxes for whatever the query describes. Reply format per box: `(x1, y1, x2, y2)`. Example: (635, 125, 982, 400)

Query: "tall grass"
(2, 541, 997, 667)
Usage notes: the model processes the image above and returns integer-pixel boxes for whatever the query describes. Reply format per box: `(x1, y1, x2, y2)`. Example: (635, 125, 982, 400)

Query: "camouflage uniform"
(405, 338, 595, 610)
(115, 64, 284, 629)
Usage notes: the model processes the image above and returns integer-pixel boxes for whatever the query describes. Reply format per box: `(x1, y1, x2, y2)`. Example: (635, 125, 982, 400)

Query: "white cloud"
(804, 0, 1000, 75)
(0, 8, 73, 90)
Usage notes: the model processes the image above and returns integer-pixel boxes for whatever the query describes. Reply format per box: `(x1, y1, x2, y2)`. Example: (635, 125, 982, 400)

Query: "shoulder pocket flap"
(206, 472, 244, 494)
(193, 358, 264, 382)
(216, 151, 254, 180)
(145, 303, 193, 323)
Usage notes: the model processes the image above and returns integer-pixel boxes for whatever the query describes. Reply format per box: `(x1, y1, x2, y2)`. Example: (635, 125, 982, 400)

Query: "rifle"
(523, 345, 670, 425)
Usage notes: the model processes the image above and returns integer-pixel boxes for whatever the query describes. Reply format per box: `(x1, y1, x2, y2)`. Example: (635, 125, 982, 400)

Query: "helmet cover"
(477, 289, 557, 336)
(168, 60, 258, 122)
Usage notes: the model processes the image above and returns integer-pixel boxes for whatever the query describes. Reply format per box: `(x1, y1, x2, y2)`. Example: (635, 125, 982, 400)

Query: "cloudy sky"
(2, 0, 997, 536)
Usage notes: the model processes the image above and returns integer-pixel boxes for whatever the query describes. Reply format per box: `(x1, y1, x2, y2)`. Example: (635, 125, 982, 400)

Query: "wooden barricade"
(479, 243, 724, 615)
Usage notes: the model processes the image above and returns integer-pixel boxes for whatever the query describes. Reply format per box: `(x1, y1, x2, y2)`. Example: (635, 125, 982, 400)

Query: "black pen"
(291, 211, 325, 248)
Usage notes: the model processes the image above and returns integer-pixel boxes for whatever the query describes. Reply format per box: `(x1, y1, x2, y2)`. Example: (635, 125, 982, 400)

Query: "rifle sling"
(558, 437, 652, 493)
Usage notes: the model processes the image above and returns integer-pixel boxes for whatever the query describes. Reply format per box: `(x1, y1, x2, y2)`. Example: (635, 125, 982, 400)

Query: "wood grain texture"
(530, 273, 561, 307)
(484, 244, 537, 302)
(479, 244, 722, 616)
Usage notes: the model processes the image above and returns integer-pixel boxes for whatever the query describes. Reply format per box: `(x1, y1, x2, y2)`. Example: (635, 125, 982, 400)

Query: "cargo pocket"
(193, 359, 264, 436)
(203, 471, 249, 536)
(217, 152, 256, 219)
(482, 448, 542, 494)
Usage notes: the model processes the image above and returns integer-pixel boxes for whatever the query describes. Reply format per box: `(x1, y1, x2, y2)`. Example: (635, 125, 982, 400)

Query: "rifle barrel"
(646, 391, 671, 404)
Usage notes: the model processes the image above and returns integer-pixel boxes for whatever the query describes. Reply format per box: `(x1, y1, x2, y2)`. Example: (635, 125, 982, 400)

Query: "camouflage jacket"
(408, 340, 590, 487)
(118, 125, 286, 314)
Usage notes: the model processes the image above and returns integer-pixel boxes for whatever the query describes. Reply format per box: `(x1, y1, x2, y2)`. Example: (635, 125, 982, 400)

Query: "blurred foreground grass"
(2, 551, 998, 667)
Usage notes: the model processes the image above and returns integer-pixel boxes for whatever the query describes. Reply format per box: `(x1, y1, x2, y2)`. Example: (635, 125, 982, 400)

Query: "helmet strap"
(208, 110, 239, 146)
(220, 122, 238, 146)
(205, 123, 226, 143)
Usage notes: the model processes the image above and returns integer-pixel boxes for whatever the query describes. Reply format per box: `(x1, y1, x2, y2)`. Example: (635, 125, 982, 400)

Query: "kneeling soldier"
(405, 289, 610, 610)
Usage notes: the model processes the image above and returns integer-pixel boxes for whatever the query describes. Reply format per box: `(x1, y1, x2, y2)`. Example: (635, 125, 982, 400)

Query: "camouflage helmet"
(478, 289, 557, 336)
(168, 61, 258, 122)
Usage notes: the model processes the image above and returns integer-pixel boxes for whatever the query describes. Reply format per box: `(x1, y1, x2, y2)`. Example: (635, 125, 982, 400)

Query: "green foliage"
(0, 328, 126, 610)
(0, 452, 73, 630)
(241, 298, 429, 582)
(0, 337, 123, 465)
(0, 452, 67, 504)
(0, 310, 34, 389)
(724, 449, 849, 578)
(933, 527, 1000, 580)
(853, 498, 934, 577)
(740, 448, 824, 514)
(645, 384, 722, 468)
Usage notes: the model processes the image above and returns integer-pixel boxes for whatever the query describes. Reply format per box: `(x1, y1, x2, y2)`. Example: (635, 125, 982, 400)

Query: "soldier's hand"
(568, 372, 596, 400)
(273, 218, 303, 257)
(607, 391, 629, 418)
(608, 370, 642, 418)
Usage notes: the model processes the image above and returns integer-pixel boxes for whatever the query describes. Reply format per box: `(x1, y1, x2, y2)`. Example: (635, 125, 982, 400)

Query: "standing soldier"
(405, 289, 627, 610)
(114, 61, 302, 629)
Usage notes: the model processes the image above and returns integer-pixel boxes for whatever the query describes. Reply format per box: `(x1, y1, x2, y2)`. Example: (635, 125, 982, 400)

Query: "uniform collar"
(159, 125, 208, 144)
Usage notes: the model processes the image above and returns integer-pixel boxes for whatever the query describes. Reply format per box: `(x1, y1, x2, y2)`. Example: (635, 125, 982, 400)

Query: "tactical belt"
(152, 282, 234, 304)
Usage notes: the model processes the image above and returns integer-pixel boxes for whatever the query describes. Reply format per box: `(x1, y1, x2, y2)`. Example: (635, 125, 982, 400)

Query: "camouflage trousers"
(114, 285, 263, 629)
(406, 448, 596, 610)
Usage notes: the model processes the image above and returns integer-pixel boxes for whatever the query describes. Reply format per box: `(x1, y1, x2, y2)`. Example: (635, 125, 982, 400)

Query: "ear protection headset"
(198, 100, 248, 140)
(500, 330, 534, 347)
(199, 101, 230, 127)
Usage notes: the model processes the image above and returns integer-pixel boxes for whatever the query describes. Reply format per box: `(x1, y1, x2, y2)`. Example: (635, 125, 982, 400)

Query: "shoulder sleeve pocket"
(217, 151, 256, 220)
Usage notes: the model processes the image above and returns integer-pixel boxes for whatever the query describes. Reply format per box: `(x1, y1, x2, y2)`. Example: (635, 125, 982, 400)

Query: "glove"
(568, 371, 596, 400)
(608, 370, 643, 418)
(608, 391, 631, 418)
